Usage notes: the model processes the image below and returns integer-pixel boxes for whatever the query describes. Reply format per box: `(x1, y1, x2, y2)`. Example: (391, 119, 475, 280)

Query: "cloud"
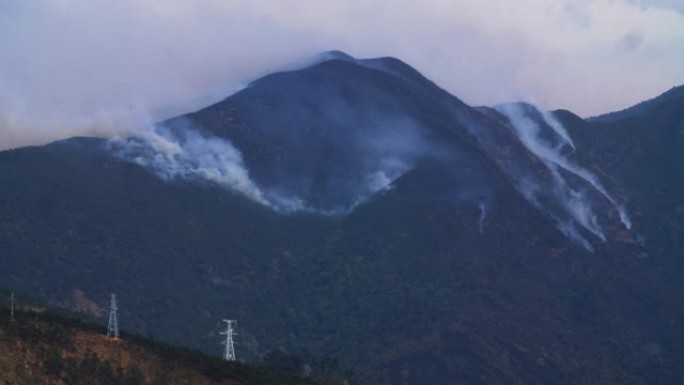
(1, 0, 684, 149)
(618, 31, 645, 52)
(628, 0, 684, 15)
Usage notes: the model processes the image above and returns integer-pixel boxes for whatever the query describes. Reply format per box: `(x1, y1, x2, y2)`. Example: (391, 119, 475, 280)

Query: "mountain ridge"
(0, 52, 682, 384)
(588, 84, 684, 122)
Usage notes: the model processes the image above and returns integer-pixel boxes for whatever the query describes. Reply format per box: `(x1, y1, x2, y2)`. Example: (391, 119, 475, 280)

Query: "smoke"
(478, 202, 487, 235)
(508, 171, 596, 251)
(2, 0, 684, 149)
(495, 103, 631, 250)
(504, 105, 631, 229)
(538, 109, 575, 149)
(108, 122, 269, 206)
(356, 118, 433, 192)
(108, 116, 430, 214)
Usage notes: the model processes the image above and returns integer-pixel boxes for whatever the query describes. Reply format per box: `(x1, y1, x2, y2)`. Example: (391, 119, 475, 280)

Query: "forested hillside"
(0, 301, 323, 385)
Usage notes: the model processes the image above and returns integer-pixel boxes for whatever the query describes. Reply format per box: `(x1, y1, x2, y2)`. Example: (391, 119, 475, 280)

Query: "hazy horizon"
(1, 0, 683, 149)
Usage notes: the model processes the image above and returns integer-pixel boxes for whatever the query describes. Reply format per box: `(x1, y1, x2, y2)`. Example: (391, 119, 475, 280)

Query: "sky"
(1, 0, 683, 149)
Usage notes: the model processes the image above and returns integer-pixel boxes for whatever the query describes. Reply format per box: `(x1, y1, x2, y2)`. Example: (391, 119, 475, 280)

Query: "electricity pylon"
(220, 319, 236, 361)
(106, 293, 119, 339)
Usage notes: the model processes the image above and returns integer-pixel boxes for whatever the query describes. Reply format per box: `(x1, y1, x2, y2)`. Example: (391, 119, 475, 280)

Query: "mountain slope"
(0, 53, 683, 384)
(0, 306, 320, 385)
(558, 84, 684, 257)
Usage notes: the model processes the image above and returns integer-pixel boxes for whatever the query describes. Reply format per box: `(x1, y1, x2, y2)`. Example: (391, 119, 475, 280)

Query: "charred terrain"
(0, 53, 683, 384)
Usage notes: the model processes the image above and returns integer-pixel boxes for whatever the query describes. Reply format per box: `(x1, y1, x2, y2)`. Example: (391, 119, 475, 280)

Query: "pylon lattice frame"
(220, 319, 236, 361)
(107, 293, 119, 339)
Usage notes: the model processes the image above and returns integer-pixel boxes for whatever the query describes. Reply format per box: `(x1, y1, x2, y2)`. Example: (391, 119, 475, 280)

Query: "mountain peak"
(316, 49, 356, 62)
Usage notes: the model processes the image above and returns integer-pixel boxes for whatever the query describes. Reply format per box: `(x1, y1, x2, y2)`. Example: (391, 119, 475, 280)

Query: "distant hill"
(588, 85, 684, 122)
(0, 52, 683, 384)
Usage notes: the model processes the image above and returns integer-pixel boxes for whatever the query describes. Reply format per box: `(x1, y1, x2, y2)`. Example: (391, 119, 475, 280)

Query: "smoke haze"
(1, 0, 684, 149)
(109, 116, 434, 214)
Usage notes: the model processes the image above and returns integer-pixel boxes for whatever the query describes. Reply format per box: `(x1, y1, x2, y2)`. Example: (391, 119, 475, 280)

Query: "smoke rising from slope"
(108, 117, 434, 214)
(478, 202, 488, 235)
(108, 123, 269, 206)
(496, 103, 631, 250)
(2, 0, 684, 149)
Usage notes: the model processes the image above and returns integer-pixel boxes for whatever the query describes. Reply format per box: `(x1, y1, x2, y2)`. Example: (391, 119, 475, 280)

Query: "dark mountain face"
(1, 53, 683, 384)
(112, 57, 493, 214)
(109, 55, 632, 251)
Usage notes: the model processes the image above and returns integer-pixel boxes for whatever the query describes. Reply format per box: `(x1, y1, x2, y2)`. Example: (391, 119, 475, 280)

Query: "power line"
(220, 319, 236, 361)
(106, 293, 119, 339)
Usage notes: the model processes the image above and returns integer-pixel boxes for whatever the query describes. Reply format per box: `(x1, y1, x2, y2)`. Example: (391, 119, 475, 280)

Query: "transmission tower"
(106, 293, 119, 339)
(220, 319, 236, 361)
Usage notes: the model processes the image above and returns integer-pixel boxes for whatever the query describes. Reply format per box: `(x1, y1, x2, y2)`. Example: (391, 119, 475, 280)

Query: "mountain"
(0, 52, 683, 384)
(587, 85, 684, 123)
(0, 299, 321, 385)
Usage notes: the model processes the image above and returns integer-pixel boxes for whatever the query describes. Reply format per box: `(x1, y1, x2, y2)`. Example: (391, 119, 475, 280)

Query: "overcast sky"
(1, 0, 683, 149)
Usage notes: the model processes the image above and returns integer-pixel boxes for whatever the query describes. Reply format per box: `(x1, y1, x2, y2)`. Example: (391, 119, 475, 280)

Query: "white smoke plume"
(478, 202, 488, 235)
(539, 109, 575, 149)
(540, 106, 631, 230)
(108, 124, 269, 206)
(496, 103, 631, 249)
(107, 119, 421, 214)
(513, 174, 596, 251)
